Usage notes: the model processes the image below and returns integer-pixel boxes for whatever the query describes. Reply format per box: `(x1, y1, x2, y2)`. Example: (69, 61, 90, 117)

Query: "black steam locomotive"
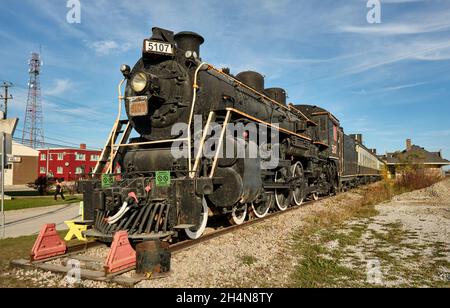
(82, 27, 384, 242)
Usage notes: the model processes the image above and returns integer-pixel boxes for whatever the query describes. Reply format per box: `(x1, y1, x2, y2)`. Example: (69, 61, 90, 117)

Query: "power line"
(13, 137, 80, 150)
(14, 128, 101, 150)
(11, 86, 113, 125)
(1, 78, 104, 111)
(13, 137, 101, 151)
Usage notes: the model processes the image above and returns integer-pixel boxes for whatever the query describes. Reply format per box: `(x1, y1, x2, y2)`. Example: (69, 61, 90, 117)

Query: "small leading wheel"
(291, 162, 306, 206)
(228, 205, 248, 225)
(275, 167, 292, 211)
(185, 197, 209, 240)
(251, 193, 274, 219)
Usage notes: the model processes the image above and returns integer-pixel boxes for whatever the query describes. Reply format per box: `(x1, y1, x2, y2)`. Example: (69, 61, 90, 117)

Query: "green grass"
(292, 237, 365, 288)
(4, 196, 82, 211)
(0, 231, 79, 288)
(240, 255, 258, 266)
(0, 234, 40, 287)
(6, 191, 43, 197)
(291, 208, 450, 288)
(288, 178, 450, 288)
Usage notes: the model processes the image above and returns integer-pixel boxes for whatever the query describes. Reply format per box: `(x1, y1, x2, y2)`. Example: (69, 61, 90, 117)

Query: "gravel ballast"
(6, 178, 449, 288)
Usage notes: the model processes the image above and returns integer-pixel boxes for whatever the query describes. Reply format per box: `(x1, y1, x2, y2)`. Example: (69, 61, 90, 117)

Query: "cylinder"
(265, 88, 287, 105)
(136, 240, 171, 276)
(236, 71, 265, 93)
(174, 31, 204, 57)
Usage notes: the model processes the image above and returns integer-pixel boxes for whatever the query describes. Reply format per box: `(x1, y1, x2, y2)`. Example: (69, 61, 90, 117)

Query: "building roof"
(38, 148, 100, 152)
(12, 141, 39, 157)
(383, 145, 450, 166)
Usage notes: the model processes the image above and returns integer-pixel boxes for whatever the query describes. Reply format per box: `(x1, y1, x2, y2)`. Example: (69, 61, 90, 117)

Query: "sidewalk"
(4, 185, 35, 192)
(1, 203, 81, 239)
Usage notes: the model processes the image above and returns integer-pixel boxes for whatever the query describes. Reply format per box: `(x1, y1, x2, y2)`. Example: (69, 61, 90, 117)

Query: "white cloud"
(45, 79, 73, 96)
(352, 81, 428, 95)
(418, 129, 450, 137)
(86, 40, 133, 56)
(339, 22, 450, 36)
(383, 0, 425, 3)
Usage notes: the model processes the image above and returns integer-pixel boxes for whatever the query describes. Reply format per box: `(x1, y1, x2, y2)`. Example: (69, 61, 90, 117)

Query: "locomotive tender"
(82, 27, 385, 242)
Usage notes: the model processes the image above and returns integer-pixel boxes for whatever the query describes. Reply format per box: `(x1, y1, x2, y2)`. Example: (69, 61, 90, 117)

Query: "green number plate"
(155, 171, 171, 187)
(101, 174, 114, 189)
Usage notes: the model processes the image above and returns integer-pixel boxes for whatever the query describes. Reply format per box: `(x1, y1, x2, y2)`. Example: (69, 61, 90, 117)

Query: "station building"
(382, 139, 450, 179)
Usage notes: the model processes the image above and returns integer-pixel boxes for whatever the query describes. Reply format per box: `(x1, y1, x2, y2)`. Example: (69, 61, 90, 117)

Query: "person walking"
(54, 179, 66, 201)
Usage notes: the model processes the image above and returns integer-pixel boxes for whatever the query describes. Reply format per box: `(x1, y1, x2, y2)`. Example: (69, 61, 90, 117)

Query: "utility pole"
(0, 118, 18, 239)
(1, 132, 5, 238)
(0, 82, 14, 119)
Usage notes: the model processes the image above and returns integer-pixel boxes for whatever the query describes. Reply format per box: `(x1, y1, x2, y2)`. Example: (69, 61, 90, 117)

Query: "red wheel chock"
(31, 224, 67, 261)
(104, 231, 136, 274)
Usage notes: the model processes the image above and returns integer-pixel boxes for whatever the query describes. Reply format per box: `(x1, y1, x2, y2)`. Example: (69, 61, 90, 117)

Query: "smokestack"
(406, 139, 412, 151)
(174, 31, 204, 58)
(80, 144, 87, 150)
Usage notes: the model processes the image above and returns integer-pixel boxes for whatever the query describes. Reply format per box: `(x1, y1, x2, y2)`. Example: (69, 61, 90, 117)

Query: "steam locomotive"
(82, 27, 385, 242)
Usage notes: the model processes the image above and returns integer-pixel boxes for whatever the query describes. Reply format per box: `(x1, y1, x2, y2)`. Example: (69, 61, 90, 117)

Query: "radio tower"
(22, 52, 45, 148)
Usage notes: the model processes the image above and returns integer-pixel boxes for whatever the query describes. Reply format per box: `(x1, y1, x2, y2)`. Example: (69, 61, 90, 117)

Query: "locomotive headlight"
(131, 72, 148, 93)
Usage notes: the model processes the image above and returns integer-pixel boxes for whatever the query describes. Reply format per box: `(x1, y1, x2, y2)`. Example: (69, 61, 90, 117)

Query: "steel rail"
(169, 196, 331, 254)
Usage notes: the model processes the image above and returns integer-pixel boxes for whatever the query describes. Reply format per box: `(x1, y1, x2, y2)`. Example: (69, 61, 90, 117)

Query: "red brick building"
(37, 144, 101, 181)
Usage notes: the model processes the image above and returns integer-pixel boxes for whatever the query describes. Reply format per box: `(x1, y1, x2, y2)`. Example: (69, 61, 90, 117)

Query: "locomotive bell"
(174, 31, 204, 58)
(120, 64, 131, 78)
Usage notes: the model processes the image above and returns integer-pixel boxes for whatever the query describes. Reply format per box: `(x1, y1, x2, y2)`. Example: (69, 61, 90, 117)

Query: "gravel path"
(136, 192, 362, 288)
(313, 179, 450, 287)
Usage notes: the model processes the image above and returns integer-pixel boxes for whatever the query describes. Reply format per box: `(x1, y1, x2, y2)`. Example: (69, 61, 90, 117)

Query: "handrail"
(208, 66, 317, 126)
(192, 111, 215, 178)
(107, 78, 126, 174)
(226, 108, 312, 141)
(209, 110, 232, 178)
(113, 138, 188, 148)
(187, 62, 209, 175)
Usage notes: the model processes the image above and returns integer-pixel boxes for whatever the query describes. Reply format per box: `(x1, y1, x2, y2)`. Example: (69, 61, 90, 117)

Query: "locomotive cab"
(294, 105, 343, 159)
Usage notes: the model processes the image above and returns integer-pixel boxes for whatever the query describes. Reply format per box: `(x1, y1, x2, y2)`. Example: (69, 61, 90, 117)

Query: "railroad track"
(10, 195, 330, 287)
(170, 196, 328, 253)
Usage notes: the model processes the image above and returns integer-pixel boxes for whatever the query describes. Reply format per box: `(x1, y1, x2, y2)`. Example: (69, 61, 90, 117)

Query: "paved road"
(1, 203, 81, 239)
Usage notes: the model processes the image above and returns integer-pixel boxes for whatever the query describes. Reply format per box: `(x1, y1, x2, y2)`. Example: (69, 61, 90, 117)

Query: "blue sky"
(0, 0, 449, 164)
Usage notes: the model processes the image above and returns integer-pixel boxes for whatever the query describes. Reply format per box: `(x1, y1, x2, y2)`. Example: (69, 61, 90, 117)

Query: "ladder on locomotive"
(93, 119, 132, 176)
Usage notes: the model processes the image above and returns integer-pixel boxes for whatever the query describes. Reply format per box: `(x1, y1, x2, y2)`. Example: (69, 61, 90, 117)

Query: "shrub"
(394, 169, 441, 193)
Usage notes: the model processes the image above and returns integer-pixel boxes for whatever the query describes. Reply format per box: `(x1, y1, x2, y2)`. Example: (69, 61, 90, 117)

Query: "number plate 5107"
(128, 96, 148, 117)
(144, 40, 174, 55)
